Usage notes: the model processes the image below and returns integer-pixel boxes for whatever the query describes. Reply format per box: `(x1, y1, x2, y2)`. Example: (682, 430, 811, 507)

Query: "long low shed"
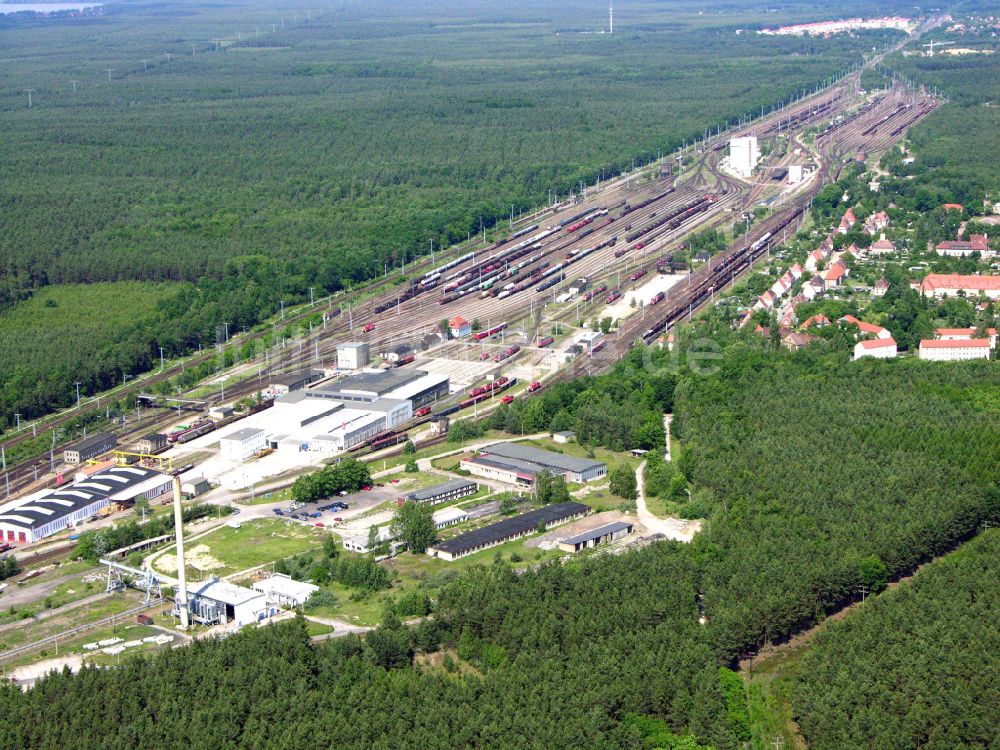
(426, 501, 590, 561)
(557, 520, 635, 553)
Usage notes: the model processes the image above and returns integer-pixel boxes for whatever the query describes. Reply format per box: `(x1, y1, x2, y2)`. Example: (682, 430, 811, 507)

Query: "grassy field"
(303, 527, 563, 627)
(152, 519, 326, 578)
(0, 590, 147, 655)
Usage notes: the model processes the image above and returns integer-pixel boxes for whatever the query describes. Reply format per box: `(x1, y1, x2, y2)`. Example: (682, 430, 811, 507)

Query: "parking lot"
(270, 483, 403, 532)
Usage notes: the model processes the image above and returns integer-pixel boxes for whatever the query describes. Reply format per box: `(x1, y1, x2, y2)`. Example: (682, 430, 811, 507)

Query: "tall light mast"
(609, 2, 613, 33)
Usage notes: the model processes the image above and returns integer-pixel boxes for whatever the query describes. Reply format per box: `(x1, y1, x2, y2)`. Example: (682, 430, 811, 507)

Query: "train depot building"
(185, 368, 451, 490)
(0, 466, 171, 544)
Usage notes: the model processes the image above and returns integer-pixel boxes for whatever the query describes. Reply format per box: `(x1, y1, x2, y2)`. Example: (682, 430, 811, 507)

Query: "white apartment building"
(918, 339, 991, 361)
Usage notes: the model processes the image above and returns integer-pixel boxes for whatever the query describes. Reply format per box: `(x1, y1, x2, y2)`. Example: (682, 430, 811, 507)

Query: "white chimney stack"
(171, 476, 190, 629)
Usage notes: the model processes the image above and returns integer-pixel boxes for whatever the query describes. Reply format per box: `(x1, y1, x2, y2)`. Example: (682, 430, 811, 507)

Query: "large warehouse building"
(63, 432, 117, 465)
(426, 501, 590, 561)
(462, 443, 606, 485)
(0, 466, 172, 544)
(308, 369, 449, 408)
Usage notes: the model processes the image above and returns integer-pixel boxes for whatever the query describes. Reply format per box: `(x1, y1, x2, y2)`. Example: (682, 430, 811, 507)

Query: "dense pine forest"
(1, 344, 998, 748)
(794, 531, 1000, 749)
(879, 28, 1000, 210)
(0, 0, 900, 424)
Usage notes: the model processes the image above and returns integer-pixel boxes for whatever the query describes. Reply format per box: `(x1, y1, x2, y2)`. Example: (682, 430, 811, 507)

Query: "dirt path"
(738, 554, 940, 676)
(634, 461, 701, 542)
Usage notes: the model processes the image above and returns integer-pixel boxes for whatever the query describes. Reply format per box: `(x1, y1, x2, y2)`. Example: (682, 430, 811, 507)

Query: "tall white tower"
(609, 2, 613, 33)
(171, 476, 190, 629)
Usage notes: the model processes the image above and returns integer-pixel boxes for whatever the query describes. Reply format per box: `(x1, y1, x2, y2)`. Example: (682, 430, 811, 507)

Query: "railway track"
(0, 70, 939, 499)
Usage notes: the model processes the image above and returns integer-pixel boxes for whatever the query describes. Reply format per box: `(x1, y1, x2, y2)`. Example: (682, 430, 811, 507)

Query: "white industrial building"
(788, 164, 803, 184)
(343, 525, 397, 554)
(918, 339, 991, 361)
(364, 398, 413, 429)
(307, 368, 449, 408)
(185, 578, 273, 628)
(337, 342, 370, 370)
(251, 573, 319, 608)
(219, 427, 269, 461)
(310, 410, 388, 453)
(0, 466, 171, 545)
(729, 136, 760, 178)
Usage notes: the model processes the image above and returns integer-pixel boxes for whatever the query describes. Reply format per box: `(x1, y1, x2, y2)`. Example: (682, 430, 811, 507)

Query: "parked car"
(315, 522, 325, 528)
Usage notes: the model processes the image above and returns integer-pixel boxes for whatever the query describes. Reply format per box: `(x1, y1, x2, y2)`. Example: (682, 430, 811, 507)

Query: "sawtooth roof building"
(0, 466, 172, 544)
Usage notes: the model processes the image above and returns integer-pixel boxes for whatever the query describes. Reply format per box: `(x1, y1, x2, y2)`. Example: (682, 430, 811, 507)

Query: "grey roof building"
(404, 478, 478, 506)
(63, 432, 117, 464)
(427, 502, 590, 561)
(479, 443, 607, 483)
(558, 520, 635, 553)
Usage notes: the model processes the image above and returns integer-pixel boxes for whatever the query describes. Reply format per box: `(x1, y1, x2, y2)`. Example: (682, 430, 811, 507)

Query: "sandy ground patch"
(155, 544, 225, 575)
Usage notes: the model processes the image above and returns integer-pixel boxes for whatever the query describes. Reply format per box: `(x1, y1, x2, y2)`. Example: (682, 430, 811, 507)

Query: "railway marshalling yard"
(0, 63, 942, 678)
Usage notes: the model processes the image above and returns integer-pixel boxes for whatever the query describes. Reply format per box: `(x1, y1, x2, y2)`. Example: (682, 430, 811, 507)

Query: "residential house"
(864, 211, 889, 235)
(869, 237, 896, 255)
(840, 315, 892, 340)
(802, 276, 826, 300)
(854, 338, 897, 360)
(824, 260, 849, 288)
(872, 277, 890, 297)
(800, 314, 830, 329)
(838, 208, 857, 235)
(782, 332, 817, 351)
